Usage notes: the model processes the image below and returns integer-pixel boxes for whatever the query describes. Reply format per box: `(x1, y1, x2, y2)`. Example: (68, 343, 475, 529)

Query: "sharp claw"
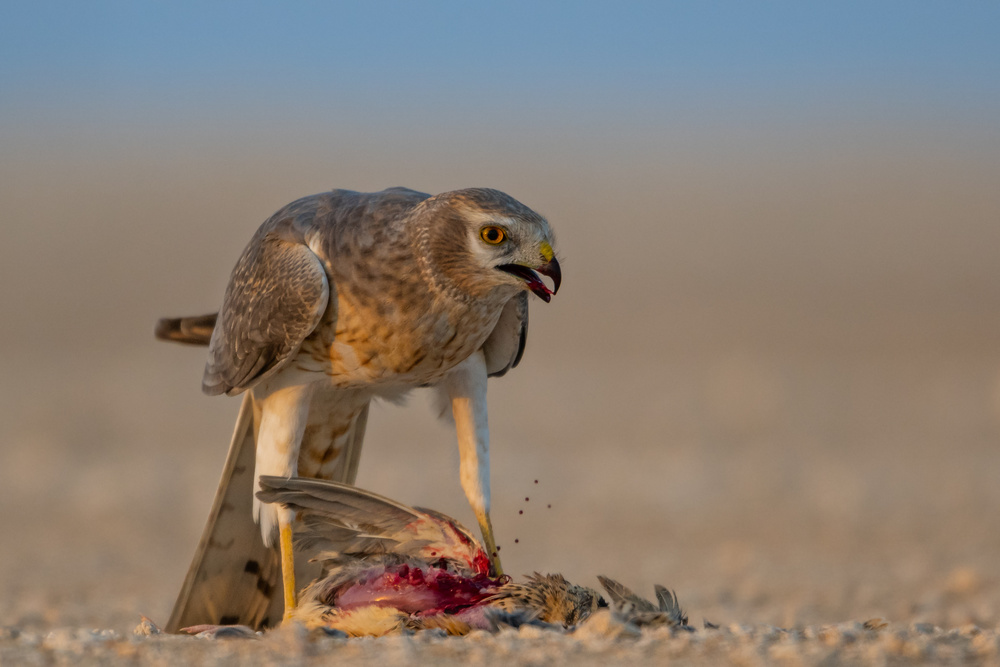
(477, 512, 503, 577)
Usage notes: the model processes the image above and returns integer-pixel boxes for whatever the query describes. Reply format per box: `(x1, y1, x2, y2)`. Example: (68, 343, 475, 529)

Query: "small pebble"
(314, 626, 349, 639)
(518, 623, 548, 639)
(959, 624, 982, 637)
(133, 615, 162, 637)
(863, 618, 889, 631)
(574, 609, 641, 641)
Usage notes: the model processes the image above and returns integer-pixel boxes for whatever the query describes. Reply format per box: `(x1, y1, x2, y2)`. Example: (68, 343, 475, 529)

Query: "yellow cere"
(540, 241, 554, 263)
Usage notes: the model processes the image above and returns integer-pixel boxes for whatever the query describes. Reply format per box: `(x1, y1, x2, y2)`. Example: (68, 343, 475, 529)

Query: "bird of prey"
(156, 187, 561, 631)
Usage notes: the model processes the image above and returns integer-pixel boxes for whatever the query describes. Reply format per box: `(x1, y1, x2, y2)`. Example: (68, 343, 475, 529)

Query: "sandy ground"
(3, 343, 1000, 665)
(3, 617, 1000, 666)
(1, 116, 999, 664)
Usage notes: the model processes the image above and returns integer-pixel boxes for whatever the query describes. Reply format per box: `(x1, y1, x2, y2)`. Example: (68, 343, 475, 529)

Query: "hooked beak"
(497, 256, 562, 302)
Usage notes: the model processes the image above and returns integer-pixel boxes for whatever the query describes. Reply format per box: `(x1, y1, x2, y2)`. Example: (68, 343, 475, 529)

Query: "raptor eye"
(480, 226, 506, 245)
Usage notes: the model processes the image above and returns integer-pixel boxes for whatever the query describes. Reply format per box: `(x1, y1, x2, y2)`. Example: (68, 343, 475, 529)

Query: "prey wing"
(256, 476, 483, 569)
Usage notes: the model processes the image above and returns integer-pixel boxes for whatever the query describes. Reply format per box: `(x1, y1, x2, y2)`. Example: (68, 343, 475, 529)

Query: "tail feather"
(166, 395, 371, 632)
(166, 394, 283, 632)
(154, 313, 217, 345)
(596, 575, 657, 613)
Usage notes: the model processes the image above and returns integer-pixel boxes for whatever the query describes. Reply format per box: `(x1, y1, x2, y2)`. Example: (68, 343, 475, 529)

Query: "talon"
(476, 511, 503, 576)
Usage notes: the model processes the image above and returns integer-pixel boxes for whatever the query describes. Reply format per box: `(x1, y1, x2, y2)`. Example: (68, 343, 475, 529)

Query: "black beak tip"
(542, 257, 562, 295)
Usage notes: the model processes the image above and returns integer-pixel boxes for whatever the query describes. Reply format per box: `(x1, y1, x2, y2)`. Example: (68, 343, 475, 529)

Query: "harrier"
(156, 187, 560, 630)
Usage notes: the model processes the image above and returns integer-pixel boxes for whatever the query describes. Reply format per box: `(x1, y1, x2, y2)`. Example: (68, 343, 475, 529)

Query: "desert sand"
(2, 113, 999, 664)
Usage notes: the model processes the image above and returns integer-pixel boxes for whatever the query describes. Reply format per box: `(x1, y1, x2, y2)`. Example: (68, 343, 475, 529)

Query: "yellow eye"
(480, 226, 506, 245)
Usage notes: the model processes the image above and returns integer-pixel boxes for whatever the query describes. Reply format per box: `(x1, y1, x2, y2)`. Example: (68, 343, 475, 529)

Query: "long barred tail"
(166, 394, 285, 631)
(154, 313, 217, 345)
(166, 395, 372, 632)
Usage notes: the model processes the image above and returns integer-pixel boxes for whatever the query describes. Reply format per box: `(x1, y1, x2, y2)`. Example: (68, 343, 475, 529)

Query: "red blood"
(547, 504, 551, 509)
(471, 549, 491, 576)
(514, 539, 519, 544)
(518, 510, 523, 515)
(335, 563, 503, 615)
(534, 480, 538, 484)
(525, 497, 529, 502)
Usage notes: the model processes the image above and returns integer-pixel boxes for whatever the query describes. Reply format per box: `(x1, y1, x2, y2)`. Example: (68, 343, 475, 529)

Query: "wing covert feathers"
(482, 292, 528, 377)
(256, 476, 483, 568)
(203, 228, 329, 396)
(596, 575, 657, 612)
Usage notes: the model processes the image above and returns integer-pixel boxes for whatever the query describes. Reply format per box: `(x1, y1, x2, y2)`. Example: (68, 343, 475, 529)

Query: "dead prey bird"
(245, 476, 687, 637)
(156, 187, 561, 630)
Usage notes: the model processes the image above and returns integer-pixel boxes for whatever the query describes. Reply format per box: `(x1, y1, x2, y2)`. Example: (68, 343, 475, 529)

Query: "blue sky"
(3, 2, 998, 124)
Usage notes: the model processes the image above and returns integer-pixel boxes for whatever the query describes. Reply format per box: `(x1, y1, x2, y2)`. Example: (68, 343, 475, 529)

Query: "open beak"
(497, 256, 562, 302)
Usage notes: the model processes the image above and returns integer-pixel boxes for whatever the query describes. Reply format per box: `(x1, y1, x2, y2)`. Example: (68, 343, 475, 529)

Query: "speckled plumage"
(488, 573, 603, 626)
(204, 188, 542, 395)
(597, 575, 691, 629)
(158, 187, 560, 632)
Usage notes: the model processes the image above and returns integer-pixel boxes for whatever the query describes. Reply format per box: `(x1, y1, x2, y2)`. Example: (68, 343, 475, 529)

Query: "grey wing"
(256, 477, 481, 565)
(203, 228, 329, 396)
(653, 585, 689, 626)
(257, 476, 423, 533)
(596, 576, 658, 613)
(256, 476, 424, 556)
(482, 292, 528, 377)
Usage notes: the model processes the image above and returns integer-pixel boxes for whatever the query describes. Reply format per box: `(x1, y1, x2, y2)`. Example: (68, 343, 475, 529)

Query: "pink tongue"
(530, 276, 553, 295)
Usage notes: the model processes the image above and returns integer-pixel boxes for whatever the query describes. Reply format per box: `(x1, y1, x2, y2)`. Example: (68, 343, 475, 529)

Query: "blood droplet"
(514, 539, 519, 544)
(534, 480, 538, 484)
(547, 504, 552, 509)
(518, 510, 523, 515)
(525, 497, 529, 502)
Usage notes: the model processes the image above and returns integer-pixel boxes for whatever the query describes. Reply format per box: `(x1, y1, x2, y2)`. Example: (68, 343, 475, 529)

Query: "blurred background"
(1, 2, 999, 632)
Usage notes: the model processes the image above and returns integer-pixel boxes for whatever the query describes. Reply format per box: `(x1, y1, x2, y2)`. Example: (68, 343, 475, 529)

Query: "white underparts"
(252, 382, 314, 546)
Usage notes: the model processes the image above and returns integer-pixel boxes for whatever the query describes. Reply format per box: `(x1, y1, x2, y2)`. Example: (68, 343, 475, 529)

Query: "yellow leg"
(476, 510, 503, 577)
(279, 518, 297, 622)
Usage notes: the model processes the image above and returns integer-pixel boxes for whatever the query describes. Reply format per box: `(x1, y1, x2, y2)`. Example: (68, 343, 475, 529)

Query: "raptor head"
(422, 188, 561, 302)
